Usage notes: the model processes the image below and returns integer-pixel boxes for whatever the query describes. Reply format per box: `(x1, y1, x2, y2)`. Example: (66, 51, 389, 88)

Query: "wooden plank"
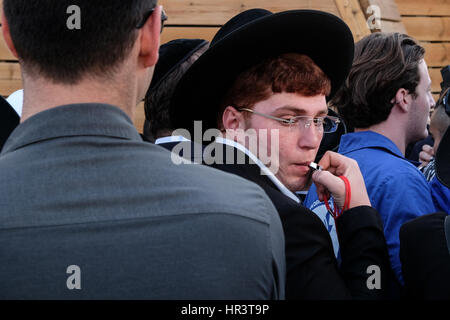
(134, 101, 145, 134)
(0, 62, 21, 80)
(0, 79, 22, 97)
(429, 67, 444, 92)
(161, 26, 219, 44)
(403, 17, 450, 41)
(334, 0, 371, 41)
(0, 61, 21, 96)
(359, 0, 401, 22)
(377, 19, 407, 33)
(396, 0, 450, 17)
(422, 42, 450, 67)
(159, 0, 340, 25)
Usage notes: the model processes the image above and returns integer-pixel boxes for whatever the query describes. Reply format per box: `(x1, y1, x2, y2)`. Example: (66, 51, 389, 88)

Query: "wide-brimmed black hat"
(436, 126, 450, 188)
(148, 38, 209, 93)
(170, 8, 355, 133)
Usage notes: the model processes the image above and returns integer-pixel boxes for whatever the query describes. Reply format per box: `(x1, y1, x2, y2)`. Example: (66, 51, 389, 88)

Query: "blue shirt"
(430, 176, 450, 214)
(305, 131, 436, 286)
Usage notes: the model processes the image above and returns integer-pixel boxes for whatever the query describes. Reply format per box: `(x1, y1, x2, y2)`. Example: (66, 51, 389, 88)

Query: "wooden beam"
(334, 0, 371, 41)
(422, 42, 450, 67)
(159, 0, 340, 25)
(429, 67, 444, 92)
(161, 26, 219, 44)
(403, 17, 450, 41)
(377, 20, 407, 33)
(396, 0, 450, 17)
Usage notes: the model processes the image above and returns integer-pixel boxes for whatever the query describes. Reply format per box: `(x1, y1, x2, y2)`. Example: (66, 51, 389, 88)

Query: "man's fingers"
(312, 170, 345, 202)
(422, 144, 434, 154)
(419, 150, 433, 162)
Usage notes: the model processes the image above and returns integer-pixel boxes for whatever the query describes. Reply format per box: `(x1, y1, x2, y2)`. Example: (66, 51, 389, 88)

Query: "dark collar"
(1, 103, 142, 154)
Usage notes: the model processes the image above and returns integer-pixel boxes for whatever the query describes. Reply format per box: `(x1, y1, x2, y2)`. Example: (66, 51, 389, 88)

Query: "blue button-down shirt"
(305, 131, 436, 286)
(430, 176, 450, 214)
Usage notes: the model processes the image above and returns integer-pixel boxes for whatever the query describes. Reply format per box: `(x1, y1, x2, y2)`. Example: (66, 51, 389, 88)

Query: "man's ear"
(391, 88, 412, 113)
(222, 106, 246, 130)
(1, 9, 19, 58)
(138, 5, 161, 68)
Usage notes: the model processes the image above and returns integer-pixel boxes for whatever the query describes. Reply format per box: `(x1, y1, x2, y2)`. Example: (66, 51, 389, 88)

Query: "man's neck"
(355, 121, 407, 155)
(20, 76, 137, 123)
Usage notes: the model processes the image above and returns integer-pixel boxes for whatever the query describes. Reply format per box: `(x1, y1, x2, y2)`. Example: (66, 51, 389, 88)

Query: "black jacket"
(400, 212, 450, 299)
(0, 97, 19, 152)
(205, 142, 391, 299)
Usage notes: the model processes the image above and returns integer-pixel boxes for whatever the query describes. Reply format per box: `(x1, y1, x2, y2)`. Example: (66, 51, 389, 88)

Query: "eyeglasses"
(238, 108, 340, 133)
(136, 7, 168, 32)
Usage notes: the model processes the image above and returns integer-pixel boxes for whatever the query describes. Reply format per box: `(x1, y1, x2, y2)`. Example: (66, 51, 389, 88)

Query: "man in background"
(305, 32, 436, 295)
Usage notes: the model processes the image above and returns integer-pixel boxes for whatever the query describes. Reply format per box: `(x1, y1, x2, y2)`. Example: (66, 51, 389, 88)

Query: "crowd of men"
(0, 1, 449, 300)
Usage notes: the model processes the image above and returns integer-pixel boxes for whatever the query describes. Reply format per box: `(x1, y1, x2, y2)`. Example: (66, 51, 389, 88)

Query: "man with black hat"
(170, 9, 390, 299)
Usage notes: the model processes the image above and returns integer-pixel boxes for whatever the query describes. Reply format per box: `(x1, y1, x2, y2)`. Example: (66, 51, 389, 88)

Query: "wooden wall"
(0, 1, 448, 132)
(397, 0, 450, 101)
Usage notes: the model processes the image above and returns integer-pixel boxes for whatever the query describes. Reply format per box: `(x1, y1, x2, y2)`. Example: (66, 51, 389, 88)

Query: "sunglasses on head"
(136, 7, 168, 32)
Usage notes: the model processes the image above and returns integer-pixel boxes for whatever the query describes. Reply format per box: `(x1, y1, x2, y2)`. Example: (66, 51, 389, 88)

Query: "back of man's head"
(3, 0, 156, 84)
(332, 32, 425, 130)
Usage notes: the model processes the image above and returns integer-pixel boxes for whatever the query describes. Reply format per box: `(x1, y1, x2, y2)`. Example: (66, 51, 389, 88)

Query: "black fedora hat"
(436, 126, 450, 188)
(170, 9, 355, 133)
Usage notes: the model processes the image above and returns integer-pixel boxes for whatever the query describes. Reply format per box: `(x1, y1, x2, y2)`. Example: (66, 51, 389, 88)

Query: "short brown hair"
(332, 32, 425, 129)
(4, 0, 156, 84)
(218, 53, 331, 126)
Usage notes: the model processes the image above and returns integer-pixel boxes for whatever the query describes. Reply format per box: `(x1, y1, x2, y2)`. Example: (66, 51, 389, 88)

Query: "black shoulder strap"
(445, 215, 450, 255)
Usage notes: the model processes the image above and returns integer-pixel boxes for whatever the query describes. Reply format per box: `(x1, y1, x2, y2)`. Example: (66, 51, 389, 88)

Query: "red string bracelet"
(323, 175, 351, 219)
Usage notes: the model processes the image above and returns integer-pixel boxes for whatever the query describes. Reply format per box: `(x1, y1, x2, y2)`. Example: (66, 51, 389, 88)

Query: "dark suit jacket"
(0, 105, 285, 299)
(205, 142, 391, 299)
(157, 140, 205, 164)
(400, 212, 450, 299)
(0, 97, 19, 152)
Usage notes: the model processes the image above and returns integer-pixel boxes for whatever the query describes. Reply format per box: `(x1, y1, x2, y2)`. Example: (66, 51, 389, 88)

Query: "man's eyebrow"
(273, 105, 328, 115)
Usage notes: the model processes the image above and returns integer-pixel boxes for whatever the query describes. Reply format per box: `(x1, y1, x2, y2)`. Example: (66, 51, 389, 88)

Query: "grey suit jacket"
(0, 104, 285, 299)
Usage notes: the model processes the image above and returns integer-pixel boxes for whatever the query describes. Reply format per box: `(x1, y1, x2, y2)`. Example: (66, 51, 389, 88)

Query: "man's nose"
(298, 125, 323, 149)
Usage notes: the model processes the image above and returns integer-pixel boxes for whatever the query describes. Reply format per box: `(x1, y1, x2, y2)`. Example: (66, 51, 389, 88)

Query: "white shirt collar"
(215, 136, 300, 203)
(155, 135, 190, 145)
(6, 89, 23, 117)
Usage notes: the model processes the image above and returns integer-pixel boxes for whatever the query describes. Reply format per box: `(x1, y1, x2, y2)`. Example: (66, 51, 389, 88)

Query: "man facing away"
(305, 32, 437, 295)
(0, 1, 285, 299)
